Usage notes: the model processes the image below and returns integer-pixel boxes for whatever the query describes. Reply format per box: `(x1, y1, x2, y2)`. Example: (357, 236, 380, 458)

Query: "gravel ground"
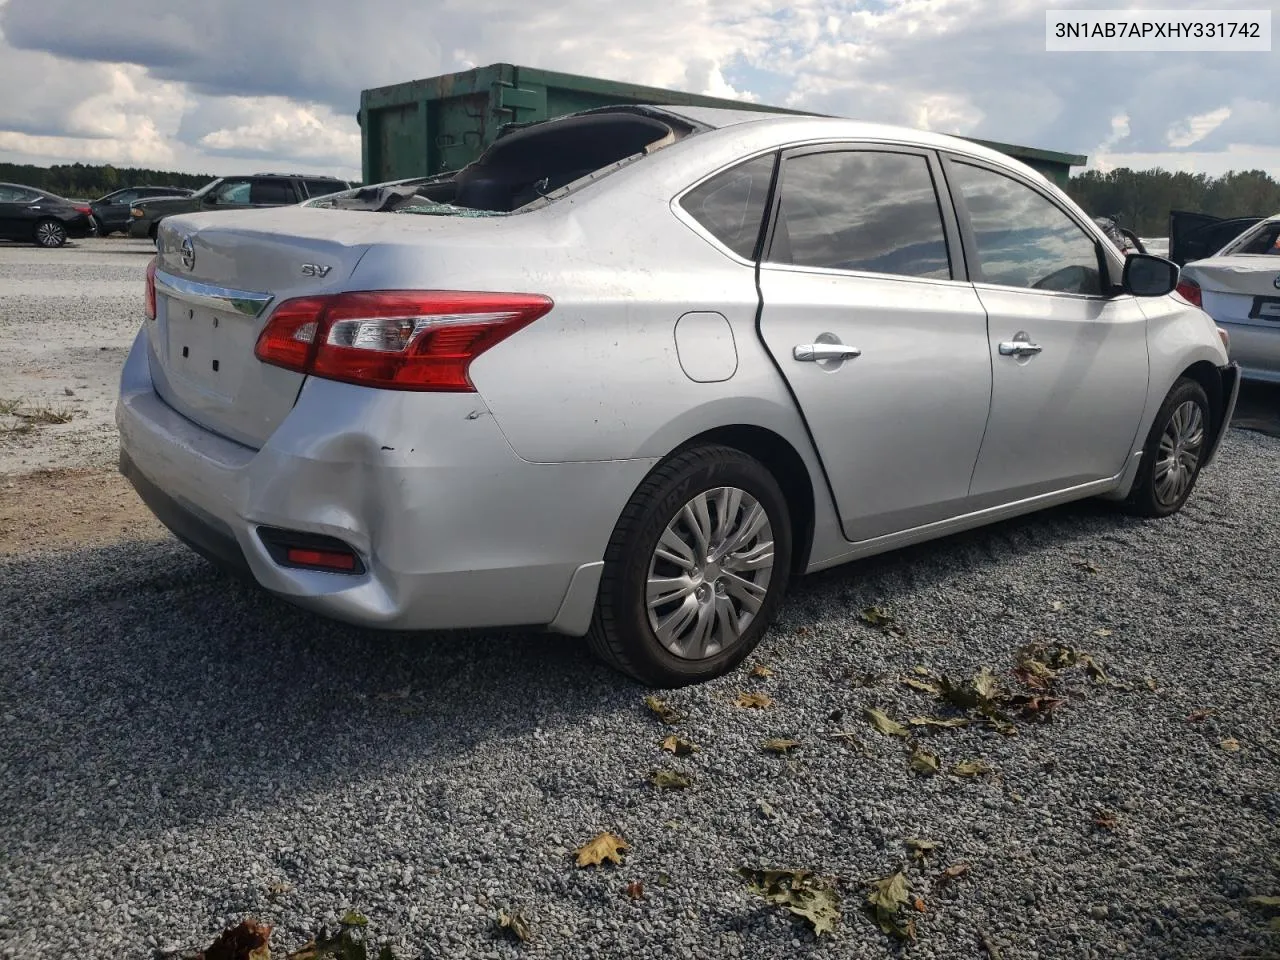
(1, 426, 1277, 959)
(0, 238, 151, 474)
(0, 238, 1277, 958)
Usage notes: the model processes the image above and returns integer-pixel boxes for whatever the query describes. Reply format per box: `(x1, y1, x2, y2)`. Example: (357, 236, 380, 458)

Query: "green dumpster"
(358, 62, 1086, 188)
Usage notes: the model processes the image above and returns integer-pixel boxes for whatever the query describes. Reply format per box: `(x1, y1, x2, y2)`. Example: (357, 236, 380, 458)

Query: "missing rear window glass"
(312, 107, 697, 216)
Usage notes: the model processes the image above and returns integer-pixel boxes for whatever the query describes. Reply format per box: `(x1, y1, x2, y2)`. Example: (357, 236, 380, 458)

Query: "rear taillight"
(145, 256, 157, 320)
(1175, 278, 1202, 307)
(254, 291, 553, 392)
(75, 205, 92, 216)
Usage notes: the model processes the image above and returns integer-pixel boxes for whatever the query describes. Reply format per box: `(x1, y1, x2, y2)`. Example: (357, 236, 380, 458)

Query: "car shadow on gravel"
(0, 486, 1250, 862)
(0, 535, 622, 856)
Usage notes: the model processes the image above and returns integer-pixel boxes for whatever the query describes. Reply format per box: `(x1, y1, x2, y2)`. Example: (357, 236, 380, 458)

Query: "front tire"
(1122, 377, 1210, 518)
(33, 219, 67, 248)
(589, 445, 793, 688)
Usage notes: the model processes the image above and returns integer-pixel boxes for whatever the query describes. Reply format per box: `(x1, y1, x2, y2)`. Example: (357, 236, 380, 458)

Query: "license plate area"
(1249, 295, 1280, 321)
(164, 301, 246, 399)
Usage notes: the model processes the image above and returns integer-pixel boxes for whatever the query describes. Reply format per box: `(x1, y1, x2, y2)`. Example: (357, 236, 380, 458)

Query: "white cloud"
(0, 0, 1276, 181)
(196, 98, 362, 170)
(1166, 106, 1231, 149)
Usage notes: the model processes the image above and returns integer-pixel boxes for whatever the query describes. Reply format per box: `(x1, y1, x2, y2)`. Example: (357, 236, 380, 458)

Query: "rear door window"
(679, 154, 776, 260)
(303, 179, 345, 199)
(211, 180, 253, 205)
(249, 179, 297, 205)
(769, 150, 952, 279)
(947, 160, 1103, 295)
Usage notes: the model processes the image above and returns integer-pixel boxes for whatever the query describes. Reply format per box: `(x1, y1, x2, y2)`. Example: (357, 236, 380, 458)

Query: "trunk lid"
(1183, 256, 1280, 329)
(149, 209, 378, 448)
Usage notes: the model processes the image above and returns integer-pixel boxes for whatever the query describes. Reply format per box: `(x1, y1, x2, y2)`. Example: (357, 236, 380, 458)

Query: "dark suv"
(128, 173, 351, 240)
(91, 186, 193, 235)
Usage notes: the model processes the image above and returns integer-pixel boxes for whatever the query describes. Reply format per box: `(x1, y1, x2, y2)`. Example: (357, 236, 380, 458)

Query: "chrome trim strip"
(154, 269, 274, 319)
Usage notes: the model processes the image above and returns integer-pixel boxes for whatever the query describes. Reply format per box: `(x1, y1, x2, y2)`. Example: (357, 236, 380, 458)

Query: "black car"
(128, 173, 351, 240)
(0, 183, 93, 247)
(91, 185, 194, 235)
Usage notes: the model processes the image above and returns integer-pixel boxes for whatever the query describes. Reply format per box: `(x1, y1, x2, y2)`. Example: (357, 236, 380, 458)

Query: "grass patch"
(16, 405, 78, 425)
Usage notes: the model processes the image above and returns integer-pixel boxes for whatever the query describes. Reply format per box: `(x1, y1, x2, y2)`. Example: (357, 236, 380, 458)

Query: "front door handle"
(998, 340, 1043, 357)
(793, 343, 862, 362)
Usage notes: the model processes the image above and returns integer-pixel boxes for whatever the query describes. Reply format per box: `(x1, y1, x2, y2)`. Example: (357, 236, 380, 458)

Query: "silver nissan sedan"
(117, 106, 1239, 687)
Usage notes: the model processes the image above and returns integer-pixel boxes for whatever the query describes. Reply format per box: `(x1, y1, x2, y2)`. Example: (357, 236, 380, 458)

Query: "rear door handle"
(998, 341, 1043, 357)
(793, 343, 862, 362)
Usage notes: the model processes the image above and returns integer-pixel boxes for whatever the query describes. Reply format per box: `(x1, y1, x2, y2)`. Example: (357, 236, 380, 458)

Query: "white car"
(1179, 214, 1280, 383)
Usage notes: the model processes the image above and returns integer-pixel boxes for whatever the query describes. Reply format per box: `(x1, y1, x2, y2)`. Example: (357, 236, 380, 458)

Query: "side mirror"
(1123, 253, 1179, 297)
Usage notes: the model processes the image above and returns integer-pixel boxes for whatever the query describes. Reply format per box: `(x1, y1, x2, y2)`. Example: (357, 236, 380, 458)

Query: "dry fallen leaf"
(661, 735, 697, 756)
(1074, 559, 1101, 574)
(763, 738, 801, 754)
(866, 869, 916, 941)
(575, 832, 629, 867)
(1094, 811, 1119, 831)
(625, 881, 645, 900)
(735, 691, 774, 710)
(1094, 628, 1113, 638)
(937, 862, 971, 886)
(1050, 600, 1066, 612)
(827, 730, 868, 752)
(1220, 738, 1242, 752)
(741, 868, 841, 936)
(913, 897, 927, 913)
(1187, 709, 1214, 723)
(1145, 677, 1159, 692)
(750, 664, 774, 679)
(644, 696, 684, 725)
(904, 838, 938, 860)
(496, 909, 533, 943)
(902, 676, 943, 695)
(950, 760, 994, 778)
(908, 716, 972, 729)
(865, 707, 909, 738)
(859, 606, 906, 637)
(649, 769, 692, 790)
(194, 920, 272, 960)
(909, 746, 940, 775)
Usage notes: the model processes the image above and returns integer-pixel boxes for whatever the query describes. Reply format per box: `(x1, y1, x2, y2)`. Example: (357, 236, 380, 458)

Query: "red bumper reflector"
(285, 547, 357, 571)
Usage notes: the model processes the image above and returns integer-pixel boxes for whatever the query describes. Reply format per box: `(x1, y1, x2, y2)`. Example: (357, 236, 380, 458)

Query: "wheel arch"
(1178, 359, 1225, 437)
(671, 423, 816, 575)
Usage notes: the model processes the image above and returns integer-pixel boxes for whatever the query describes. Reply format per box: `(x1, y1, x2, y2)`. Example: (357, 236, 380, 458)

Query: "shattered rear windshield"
(305, 180, 509, 217)
(305, 108, 696, 217)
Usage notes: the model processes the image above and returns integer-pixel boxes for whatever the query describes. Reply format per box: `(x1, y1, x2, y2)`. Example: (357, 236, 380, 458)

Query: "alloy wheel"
(35, 221, 66, 247)
(1153, 399, 1204, 507)
(645, 486, 775, 661)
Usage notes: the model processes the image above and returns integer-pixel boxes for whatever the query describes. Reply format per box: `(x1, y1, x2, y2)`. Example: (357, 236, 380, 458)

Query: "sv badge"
(301, 263, 332, 278)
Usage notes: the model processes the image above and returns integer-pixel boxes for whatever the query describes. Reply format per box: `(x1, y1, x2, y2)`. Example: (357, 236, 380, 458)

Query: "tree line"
(0, 161, 213, 199)
(3, 160, 1277, 236)
(1066, 168, 1280, 236)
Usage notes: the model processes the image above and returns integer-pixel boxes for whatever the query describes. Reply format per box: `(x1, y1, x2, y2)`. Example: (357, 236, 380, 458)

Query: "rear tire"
(589, 444, 792, 688)
(1121, 377, 1210, 518)
(33, 219, 67, 248)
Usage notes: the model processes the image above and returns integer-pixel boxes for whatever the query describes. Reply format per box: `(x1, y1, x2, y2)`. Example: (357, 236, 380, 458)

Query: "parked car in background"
(1169, 209, 1265, 266)
(91, 186, 194, 235)
(118, 106, 1239, 687)
(128, 174, 351, 240)
(0, 182, 93, 247)
(1178, 213, 1280, 383)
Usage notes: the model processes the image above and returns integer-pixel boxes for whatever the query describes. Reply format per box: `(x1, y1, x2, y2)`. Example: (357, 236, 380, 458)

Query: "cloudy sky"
(0, 0, 1275, 183)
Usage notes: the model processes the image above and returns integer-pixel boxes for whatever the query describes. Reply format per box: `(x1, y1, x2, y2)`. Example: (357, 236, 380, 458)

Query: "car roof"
(635, 105, 1049, 174)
